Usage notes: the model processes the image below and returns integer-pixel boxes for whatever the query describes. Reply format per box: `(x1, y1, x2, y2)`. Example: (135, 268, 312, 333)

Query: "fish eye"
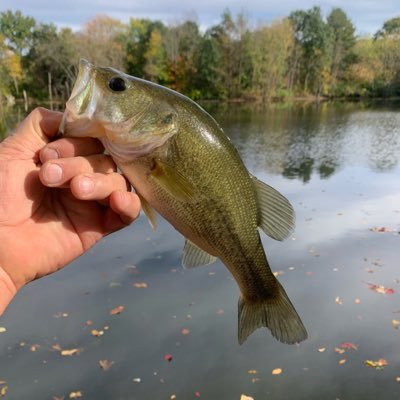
(109, 77, 126, 92)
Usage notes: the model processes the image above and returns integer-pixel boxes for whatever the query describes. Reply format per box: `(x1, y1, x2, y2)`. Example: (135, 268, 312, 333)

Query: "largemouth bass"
(60, 59, 307, 344)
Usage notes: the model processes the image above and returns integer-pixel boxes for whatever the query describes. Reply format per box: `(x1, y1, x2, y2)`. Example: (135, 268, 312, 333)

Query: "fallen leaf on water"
(272, 368, 282, 375)
(52, 396, 65, 400)
(181, 328, 190, 335)
(133, 378, 141, 383)
(0, 328, 6, 334)
(338, 359, 347, 365)
(30, 344, 40, 352)
(335, 347, 345, 354)
(396, 377, 400, 382)
(364, 359, 388, 369)
(53, 312, 69, 318)
(164, 354, 173, 362)
(91, 329, 104, 337)
(392, 319, 400, 329)
(318, 348, 326, 353)
(248, 370, 258, 374)
(335, 297, 343, 305)
(110, 306, 125, 315)
(61, 348, 81, 356)
(0, 386, 8, 397)
(69, 391, 82, 398)
(273, 271, 284, 277)
(366, 283, 394, 295)
(240, 395, 254, 400)
(133, 282, 148, 288)
(370, 227, 393, 233)
(170, 395, 176, 400)
(355, 298, 361, 304)
(338, 342, 358, 351)
(99, 360, 114, 371)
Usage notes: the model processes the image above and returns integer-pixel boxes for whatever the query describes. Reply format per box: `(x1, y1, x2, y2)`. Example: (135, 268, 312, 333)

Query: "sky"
(1, 0, 399, 36)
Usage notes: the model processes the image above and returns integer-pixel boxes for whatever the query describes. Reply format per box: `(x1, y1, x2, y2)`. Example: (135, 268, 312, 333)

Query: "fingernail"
(41, 148, 59, 162)
(43, 163, 62, 184)
(78, 177, 94, 195)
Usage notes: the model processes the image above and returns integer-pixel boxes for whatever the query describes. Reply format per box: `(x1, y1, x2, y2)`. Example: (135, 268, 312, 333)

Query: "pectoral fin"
(150, 159, 195, 203)
(182, 239, 217, 269)
(137, 192, 157, 230)
(252, 175, 295, 241)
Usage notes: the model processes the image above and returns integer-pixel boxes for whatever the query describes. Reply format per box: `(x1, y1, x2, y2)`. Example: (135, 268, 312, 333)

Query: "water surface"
(0, 101, 399, 399)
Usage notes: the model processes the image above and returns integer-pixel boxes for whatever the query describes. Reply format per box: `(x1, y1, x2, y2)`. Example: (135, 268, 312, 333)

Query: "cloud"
(1, 0, 399, 34)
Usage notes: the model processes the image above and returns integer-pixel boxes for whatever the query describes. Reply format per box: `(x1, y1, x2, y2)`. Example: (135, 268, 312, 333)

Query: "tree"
(374, 16, 400, 38)
(125, 18, 166, 78)
(143, 29, 168, 83)
(75, 15, 127, 69)
(0, 10, 35, 56)
(250, 19, 294, 100)
(289, 7, 332, 96)
(163, 20, 201, 93)
(326, 8, 356, 94)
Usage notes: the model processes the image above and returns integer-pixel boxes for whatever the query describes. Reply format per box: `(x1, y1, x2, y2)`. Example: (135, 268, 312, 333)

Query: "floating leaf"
(248, 370, 258, 374)
(30, 344, 40, 352)
(317, 348, 326, 353)
(133, 282, 148, 288)
(133, 378, 141, 383)
(364, 359, 388, 369)
(396, 376, 400, 382)
(272, 368, 282, 375)
(338, 359, 347, 365)
(91, 329, 104, 337)
(181, 328, 190, 335)
(240, 396, 254, 400)
(370, 227, 393, 233)
(335, 347, 346, 354)
(392, 320, 400, 329)
(110, 306, 125, 315)
(354, 298, 361, 304)
(339, 342, 358, 351)
(164, 354, 173, 362)
(170, 395, 176, 400)
(99, 360, 114, 371)
(69, 391, 82, 398)
(0, 386, 8, 397)
(61, 348, 81, 356)
(335, 297, 343, 305)
(366, 283, 394, 295)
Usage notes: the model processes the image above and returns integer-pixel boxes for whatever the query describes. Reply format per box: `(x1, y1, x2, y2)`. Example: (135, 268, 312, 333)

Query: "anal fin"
(182, 239, 217, 269)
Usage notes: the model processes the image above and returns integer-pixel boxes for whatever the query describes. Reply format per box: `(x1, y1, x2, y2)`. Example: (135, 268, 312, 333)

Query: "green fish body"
(61, 59, 307, 344)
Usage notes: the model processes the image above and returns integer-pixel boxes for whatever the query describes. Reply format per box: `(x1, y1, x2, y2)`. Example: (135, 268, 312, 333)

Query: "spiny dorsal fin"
(252, 175, 295, 241)
(182, 239, 217, 269)
(137, 192, 157, 230)
(150, 159, 195, 203)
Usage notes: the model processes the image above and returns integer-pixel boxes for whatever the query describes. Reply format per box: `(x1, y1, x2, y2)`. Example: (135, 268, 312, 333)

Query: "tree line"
(1, 7, 400, 105)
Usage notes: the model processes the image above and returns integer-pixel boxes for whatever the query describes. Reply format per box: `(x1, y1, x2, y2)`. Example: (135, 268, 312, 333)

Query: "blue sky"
(1, 0, 399, 36)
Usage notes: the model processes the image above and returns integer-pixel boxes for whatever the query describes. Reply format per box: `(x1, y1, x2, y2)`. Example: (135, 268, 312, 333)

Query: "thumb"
(6, 108, 63, 155)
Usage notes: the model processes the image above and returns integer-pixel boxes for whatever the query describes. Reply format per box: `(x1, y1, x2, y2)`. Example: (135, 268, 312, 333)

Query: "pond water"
(0, 101, 399, 399)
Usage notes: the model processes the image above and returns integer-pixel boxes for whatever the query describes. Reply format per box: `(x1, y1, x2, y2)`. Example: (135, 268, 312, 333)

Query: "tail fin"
(238, 282, 307, 345)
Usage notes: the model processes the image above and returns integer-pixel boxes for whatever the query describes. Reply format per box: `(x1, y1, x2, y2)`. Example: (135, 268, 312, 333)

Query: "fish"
(60, 59, 308, 345)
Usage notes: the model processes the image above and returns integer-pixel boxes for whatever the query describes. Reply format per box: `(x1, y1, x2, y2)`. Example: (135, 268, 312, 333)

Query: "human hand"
(0, 107, 140, 300)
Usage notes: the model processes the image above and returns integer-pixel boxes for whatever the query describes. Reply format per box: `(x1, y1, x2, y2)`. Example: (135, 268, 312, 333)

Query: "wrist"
(0, 266, 18, 315)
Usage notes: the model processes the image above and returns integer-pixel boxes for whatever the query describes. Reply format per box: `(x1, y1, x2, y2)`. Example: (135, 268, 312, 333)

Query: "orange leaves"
(366, 283, 395, 295)
(271, 368, 282, 375)
(110, 306, 125, 315)
(364, 359, 388, 369)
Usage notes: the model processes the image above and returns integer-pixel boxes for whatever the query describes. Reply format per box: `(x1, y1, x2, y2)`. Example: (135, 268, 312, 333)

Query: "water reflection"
(210, 101, 400, 182)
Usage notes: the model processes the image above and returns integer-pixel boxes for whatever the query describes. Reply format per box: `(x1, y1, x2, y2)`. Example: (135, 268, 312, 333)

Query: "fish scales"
(61, 59, 308, 345)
